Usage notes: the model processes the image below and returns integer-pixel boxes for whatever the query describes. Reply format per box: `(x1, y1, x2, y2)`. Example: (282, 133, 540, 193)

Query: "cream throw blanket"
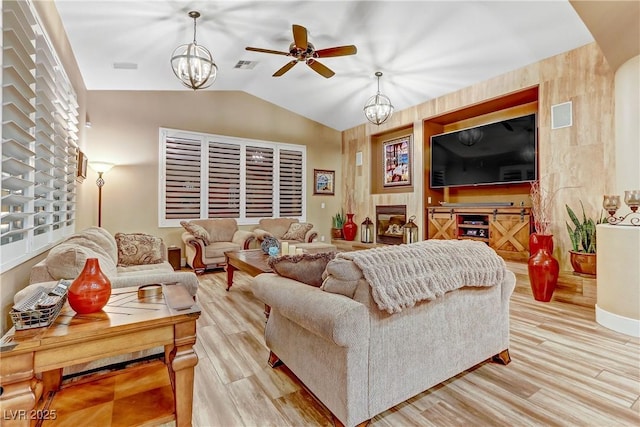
(336, 240, 507, 314)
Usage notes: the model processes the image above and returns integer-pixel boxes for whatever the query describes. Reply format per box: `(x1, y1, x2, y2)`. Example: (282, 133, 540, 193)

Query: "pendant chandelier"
(170, 11, 217, 90)
(457, 128, 484, 147)
(363, 71, 394, 125)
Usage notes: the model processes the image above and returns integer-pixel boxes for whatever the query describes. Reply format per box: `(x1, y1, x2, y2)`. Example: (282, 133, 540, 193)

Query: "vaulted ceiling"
(53, 1, 595, 131)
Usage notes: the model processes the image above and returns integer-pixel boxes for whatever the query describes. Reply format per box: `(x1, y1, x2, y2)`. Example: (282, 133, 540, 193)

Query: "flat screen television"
(430, 113, 537, 188)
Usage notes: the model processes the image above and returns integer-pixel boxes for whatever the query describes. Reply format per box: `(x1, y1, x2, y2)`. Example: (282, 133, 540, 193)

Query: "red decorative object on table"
(342, 213, 358, 241)
(527, 233, 559, 302)
(68, 258, 112, 314)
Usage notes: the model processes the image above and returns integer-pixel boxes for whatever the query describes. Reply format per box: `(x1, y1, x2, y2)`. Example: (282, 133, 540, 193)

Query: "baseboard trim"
(595, 304, 640, 337)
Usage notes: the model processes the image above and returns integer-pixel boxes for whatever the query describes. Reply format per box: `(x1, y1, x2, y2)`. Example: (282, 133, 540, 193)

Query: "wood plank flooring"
(192, 264, 639, 427)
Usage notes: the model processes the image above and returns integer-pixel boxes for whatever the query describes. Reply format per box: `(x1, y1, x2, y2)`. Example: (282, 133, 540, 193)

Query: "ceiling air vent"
(234, 60, 258, 70)
(113, 62, 138, 70)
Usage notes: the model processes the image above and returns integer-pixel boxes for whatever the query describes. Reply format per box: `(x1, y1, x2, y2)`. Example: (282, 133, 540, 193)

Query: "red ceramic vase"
(68, 258, 112, 314)
(527, 234, 559, 302)
(529, 232, 553, 256)
(342, 213, 358, 241)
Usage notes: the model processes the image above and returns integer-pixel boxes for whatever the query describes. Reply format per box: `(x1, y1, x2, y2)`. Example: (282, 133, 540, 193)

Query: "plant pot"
(527, 234, 559, 302)
(68, 258, 112, 314)
(342, 213, 358, 241)
(331, 227, 344, 239)
(569, 250, 596, 277)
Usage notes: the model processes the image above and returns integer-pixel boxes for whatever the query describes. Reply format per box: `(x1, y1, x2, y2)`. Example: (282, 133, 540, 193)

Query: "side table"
(168, 246, 181, 271)
(0, 285, 200, 427)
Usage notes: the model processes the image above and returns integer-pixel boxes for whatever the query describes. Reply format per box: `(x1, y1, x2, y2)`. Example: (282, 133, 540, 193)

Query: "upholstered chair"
(181, 219, 254, 273)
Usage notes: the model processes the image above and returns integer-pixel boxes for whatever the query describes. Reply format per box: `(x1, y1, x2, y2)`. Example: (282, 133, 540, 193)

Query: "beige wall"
(342, 43, 616, 272)
(79, 90, 343, 251)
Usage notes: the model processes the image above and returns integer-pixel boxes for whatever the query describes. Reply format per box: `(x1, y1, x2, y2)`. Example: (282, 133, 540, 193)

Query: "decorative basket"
(11, 284, 69, 330)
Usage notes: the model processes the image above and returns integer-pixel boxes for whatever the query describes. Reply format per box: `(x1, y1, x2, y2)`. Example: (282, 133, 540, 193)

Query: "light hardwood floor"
(191, 264, 640, 427)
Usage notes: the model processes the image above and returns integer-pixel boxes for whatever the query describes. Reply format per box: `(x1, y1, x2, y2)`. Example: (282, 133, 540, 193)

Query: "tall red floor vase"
(342, 213, 358, 241)
(527, 233, 559, 302)
(68, 258, 112, 314)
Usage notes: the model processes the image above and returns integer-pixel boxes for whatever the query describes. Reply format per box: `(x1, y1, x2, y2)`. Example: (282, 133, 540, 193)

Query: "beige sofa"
(20, 226, 199, 299)
(253, 240, 515, 427)
(14, 226, 200, 376)
(252, 218, 318, 244)
(180, 218, 255, 273)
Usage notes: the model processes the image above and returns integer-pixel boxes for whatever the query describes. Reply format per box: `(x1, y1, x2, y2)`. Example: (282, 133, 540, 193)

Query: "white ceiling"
(53, 0, 594, 131)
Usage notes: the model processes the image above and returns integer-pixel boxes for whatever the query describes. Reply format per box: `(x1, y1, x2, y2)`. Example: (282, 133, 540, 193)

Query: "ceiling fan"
(245, 24, 357, 78)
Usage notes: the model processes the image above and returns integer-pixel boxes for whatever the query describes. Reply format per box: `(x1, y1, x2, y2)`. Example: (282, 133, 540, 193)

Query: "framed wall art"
(76, 150, 88, 182)
(383, 136, 411, 187)
(313, 169, 335, 195)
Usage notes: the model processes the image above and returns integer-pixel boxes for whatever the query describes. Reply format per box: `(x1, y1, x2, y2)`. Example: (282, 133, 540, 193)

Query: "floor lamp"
(88, 162, 114, 227)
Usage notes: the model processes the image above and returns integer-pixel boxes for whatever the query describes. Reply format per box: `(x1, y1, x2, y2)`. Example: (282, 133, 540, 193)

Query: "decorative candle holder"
(603, 191, 640, 226)
(624, 190, 640, 212)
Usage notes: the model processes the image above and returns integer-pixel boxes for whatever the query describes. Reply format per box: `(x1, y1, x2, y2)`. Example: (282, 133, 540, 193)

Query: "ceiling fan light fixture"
(364, 72, 394, 125)
(170, 11, 217, 90)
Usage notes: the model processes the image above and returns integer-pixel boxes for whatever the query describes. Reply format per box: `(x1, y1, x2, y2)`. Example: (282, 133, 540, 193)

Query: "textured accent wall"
(341, 43, 615, 272)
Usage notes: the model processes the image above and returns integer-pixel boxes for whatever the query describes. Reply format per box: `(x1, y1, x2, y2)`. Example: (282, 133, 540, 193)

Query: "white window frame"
(158, 128, 306, 227)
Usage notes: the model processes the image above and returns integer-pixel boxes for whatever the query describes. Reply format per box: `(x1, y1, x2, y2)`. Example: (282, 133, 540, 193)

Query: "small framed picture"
(76, 150, 88, 182)
(313, 169, 335, 195)
(383, 136, 412, 187)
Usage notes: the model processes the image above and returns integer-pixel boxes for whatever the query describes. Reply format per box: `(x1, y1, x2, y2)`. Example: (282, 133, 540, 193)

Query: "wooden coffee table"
(225, 249, 272, 291)
(0, 285, 200, 427)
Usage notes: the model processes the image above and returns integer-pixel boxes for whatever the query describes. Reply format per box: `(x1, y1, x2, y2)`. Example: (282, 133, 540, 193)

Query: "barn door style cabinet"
(427, 206, 532, 261)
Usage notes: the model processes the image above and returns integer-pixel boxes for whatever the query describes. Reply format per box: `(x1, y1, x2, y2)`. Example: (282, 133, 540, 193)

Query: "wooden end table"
(0, 285, 200, 427)
(224, 249, 272, 291)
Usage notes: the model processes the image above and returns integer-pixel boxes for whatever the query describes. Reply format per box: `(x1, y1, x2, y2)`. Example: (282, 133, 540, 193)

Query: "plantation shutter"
(2, 0, 37, 250)
(159, 129, 305, 226)
(2, 1, 79, 271)
(279, 149, 303, 216)
(208, 141, 240, 218)
(164, 137, 202, 219)
(245, 146, 274, 218)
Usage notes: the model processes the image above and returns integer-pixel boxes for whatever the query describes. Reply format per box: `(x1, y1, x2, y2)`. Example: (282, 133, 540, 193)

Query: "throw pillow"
(320, 258, 363, 299)
(46, 243, 118, 280)
(115, 232, 164, 266)
(268, 252, 336, 287)
(180, 221, 210, 245)
(281, 222, 313, 242)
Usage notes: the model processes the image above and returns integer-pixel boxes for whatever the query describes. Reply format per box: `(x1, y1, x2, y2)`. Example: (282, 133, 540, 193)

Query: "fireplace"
(376, 205, 406, 245)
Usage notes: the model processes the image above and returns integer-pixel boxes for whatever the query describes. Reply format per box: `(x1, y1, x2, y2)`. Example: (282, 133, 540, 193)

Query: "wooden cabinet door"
(427, 210, 456, 240)
(489, 214, 531, 261)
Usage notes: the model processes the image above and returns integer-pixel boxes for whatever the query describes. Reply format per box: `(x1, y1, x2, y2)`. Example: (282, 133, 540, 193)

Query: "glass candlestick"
(624, 190, 640, 212)
(603, 195, 620, 216)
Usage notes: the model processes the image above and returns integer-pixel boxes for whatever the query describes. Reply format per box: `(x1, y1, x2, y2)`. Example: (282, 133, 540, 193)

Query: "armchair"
(253, 218, 317, 244)
(181, 219, 254, 274)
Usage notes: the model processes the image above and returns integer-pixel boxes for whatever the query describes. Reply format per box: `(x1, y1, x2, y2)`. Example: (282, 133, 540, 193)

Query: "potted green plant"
(332, 210, 345, 239)
(565, 201, 605, 277)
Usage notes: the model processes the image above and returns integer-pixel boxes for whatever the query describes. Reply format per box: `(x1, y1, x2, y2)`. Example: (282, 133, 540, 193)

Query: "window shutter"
(160, 130, 305, 225)
(164, 137, 202, 219)
(1, 1, 79, 270)
(208, 141, 240, 218)
(245, 146, 274, 218)
(2, 0, 37, 250)
(279, 149, 303, 217)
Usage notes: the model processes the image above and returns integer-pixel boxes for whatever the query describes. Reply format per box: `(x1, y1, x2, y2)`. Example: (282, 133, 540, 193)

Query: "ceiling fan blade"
(246, 46, 290, 56)
(307, 60, 335, 78)
(273, 60, 297, 77)
(315, 45, 358, 58)
(292, 24, 308, 50)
